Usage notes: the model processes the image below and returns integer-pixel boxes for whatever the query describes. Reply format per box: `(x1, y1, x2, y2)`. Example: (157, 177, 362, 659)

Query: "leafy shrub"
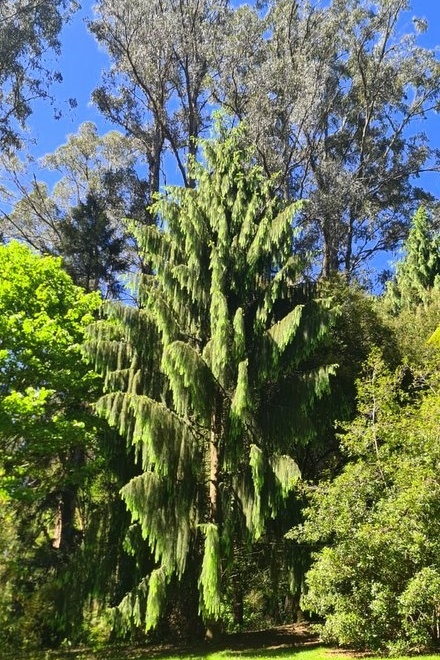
(295, 351, 440, 652)
(399, 567, 440, 650)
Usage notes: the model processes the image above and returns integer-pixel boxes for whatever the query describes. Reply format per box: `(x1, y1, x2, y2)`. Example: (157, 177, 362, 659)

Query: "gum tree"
(1, 123, 144, 295)
(91, 0, 440, 279)
(212, 0, 440, 277)
(90, 0, 229, 195)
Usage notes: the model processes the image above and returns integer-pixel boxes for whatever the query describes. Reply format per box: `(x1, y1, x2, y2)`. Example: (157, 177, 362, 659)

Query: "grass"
(3, 645, 440, 660)
(2, 624, 439, 660)
(132, 650, 440, 660)
(149, 650, 440, 660)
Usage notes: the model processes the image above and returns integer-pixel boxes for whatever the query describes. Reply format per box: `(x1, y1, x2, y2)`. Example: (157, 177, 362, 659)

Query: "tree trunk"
(321, 219, 340, 278)
(232, 578, 244, 627)
(52, 446, 84, 554)
(206, 394, 223, 640)
(209, 395, 222, 525)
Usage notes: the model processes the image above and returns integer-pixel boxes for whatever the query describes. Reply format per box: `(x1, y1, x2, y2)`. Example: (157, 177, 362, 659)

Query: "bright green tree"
(87, 128, 336, 634)
(0, 242, 114, 648)
(0, 242, 100, 508)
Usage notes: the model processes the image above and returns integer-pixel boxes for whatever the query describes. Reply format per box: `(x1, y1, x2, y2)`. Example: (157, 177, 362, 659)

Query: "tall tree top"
(385, 206, 440, 312)
(89, 0, 440, 280)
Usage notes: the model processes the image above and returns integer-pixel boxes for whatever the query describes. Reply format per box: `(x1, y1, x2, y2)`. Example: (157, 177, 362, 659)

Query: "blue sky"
(28, 0, 112, 154)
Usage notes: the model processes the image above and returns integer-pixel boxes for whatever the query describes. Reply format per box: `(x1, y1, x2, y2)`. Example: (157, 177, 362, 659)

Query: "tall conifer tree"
(87, 127, 336, 633)
(59, 192, 129, 297)
(385, 207, 440, 312)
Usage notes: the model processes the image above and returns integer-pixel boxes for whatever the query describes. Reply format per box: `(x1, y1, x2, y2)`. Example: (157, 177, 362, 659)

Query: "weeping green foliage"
(248, 444, 265, 538)
(198, 524, 222, 619)
(230, 360, 250, 422)
(268, 306, 304, 352)
(120, 470, 195, 578)
(86, 124, 336, 635)
(162, 341, 215, 420)
(116, 576, 149, 635)
(145, 568, 168, 632)
(270, 454, 301, 499)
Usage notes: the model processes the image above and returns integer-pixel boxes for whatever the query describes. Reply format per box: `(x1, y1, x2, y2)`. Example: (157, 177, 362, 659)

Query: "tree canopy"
(0, 241, 106, 648)
(0, 241, 100, 505)
(295, 348, 440, 654)
(385, 206, 440, 312)
(90, 0, 440, 279)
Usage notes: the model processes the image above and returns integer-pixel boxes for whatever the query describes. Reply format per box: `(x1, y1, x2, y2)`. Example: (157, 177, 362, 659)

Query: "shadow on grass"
(56, 642, 322, 660)
(207, 645, 323, 658)
(0, 624, 322, 660)
(0, 648, 322, 660)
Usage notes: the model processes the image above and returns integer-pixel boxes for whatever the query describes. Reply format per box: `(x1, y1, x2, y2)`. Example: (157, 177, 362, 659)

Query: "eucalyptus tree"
(89, 0, 229, 195)
(0, 0, 77, 150)
(2, 121, 147, 241)
(39, 121, 148, 218)
(212, 0, 440, 278)
(89, 0, 440, 279)
(87, 128, 336, 634)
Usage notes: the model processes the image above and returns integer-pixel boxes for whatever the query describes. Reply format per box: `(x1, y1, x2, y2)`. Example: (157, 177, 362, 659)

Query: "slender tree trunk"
(344, 208, 357, 278)
(59, 483, 78, 553)
(209, 395, 222, 525)
(322, 218, 340, 277)
(232, 573, 244, 627)
(206, 394, 223, 640)
(149, 127, 163, 197)
(269, 551, 282, 624)
(52, 446, 84, 554)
